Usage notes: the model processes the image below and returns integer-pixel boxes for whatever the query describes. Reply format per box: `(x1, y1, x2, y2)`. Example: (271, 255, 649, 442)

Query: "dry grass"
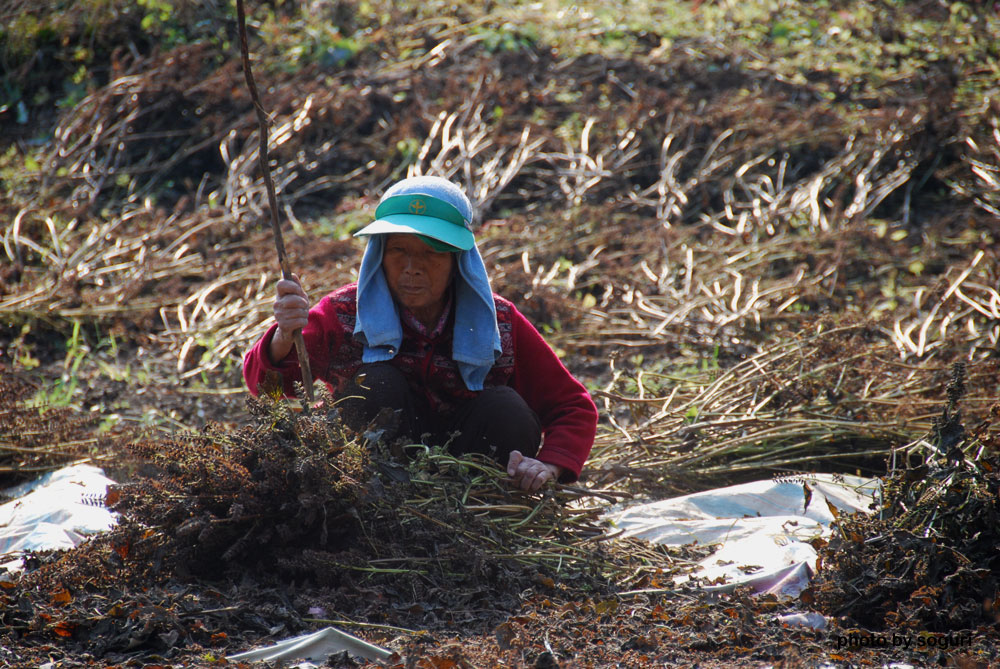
(1, 7, 999, 493)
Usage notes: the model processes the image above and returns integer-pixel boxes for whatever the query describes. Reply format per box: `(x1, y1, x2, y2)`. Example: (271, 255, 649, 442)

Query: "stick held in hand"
(236, 0, 314, 403)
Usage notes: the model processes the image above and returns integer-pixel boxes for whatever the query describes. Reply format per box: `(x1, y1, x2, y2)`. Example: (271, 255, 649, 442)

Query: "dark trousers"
(337, 362, 541, 466)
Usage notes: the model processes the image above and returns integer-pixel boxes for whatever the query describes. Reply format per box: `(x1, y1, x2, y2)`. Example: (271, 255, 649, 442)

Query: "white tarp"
(1, 463, 117, 574)
(604, 474, 879, 598)
(227, 626, 393, 664)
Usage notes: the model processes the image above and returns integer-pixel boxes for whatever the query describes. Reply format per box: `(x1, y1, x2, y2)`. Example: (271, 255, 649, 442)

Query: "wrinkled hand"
(507, 450, 563, 492)
(269, 274, 309, 363)
(274, 274, 309, 333)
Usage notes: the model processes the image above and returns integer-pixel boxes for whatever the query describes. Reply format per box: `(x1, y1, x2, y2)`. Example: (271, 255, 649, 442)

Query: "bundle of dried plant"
(2, 383, 697, 658)
(810, 364, 1000, 631)
(588, 321, 999, 491)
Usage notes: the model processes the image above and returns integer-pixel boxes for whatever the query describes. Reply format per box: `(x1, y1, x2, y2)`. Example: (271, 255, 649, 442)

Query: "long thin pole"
(236, 0, 314, 404)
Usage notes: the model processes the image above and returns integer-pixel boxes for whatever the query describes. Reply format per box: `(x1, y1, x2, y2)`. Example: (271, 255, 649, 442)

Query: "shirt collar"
(399, 291, 453, 338)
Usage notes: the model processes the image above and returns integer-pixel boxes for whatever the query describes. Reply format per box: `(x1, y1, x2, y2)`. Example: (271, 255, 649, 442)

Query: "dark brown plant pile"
(0, 384, 669, 666)
(0, 385, 366, 663)
(810, 364, 1000, 633)
(106, 389, 372, 579)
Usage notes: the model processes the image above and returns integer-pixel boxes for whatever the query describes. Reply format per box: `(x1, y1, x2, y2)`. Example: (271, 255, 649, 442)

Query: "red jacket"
(243, 284, 597, 480)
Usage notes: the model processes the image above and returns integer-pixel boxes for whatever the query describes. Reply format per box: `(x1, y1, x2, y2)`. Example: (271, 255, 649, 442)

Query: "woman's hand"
(507, 450, 564, 492)
(269, 274, 309, 363)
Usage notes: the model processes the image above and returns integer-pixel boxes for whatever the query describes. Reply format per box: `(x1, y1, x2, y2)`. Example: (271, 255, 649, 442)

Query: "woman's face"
(381, 233, 455, 324)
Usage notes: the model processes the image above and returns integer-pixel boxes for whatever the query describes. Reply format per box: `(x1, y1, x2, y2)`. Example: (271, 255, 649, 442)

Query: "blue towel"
(354, 235, 502, 391)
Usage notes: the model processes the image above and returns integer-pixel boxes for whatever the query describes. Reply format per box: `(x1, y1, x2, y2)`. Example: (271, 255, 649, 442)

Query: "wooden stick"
(236, 0, 314, 404)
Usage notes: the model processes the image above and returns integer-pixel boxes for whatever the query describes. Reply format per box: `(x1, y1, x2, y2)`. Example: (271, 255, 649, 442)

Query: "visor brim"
(354, 214, 475, 251)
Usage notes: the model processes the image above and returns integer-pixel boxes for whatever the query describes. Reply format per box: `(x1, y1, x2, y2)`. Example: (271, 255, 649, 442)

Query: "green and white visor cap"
(354, 176, 475, 252)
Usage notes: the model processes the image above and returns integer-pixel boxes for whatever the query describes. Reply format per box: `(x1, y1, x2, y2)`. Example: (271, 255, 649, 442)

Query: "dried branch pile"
(588, 320, 1000, 492)
(810, 364, 1000, 631)
(1, 386, 661, 662)
(106, 389, 370, 579)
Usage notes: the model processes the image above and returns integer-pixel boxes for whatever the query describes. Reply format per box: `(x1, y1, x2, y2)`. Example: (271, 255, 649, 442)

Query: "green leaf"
(770, 23, 792, 39)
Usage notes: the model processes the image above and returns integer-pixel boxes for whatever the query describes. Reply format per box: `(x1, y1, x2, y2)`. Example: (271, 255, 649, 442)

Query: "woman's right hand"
(269, 274, 309, 363)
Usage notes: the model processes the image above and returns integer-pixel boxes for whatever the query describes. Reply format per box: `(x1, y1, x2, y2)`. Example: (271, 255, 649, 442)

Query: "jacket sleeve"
(242, 294, 340, 398)
(507, 305, 598, 482)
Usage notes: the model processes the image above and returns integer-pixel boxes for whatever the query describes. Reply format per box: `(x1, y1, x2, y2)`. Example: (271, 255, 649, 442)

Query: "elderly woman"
(243, 176, 597, 492)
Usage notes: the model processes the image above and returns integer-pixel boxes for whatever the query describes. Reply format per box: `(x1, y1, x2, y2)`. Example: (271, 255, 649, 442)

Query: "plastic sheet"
(1, 464, 117, 574)
(227, 626, 393, 664)
(605, 474, 878, 597)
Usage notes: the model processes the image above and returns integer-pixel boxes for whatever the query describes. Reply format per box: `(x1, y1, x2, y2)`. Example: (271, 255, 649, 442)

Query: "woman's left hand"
(507, 450, 564, 492)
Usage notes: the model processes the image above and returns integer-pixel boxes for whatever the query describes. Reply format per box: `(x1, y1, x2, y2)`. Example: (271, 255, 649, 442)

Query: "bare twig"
(236, 0, 314, 403)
